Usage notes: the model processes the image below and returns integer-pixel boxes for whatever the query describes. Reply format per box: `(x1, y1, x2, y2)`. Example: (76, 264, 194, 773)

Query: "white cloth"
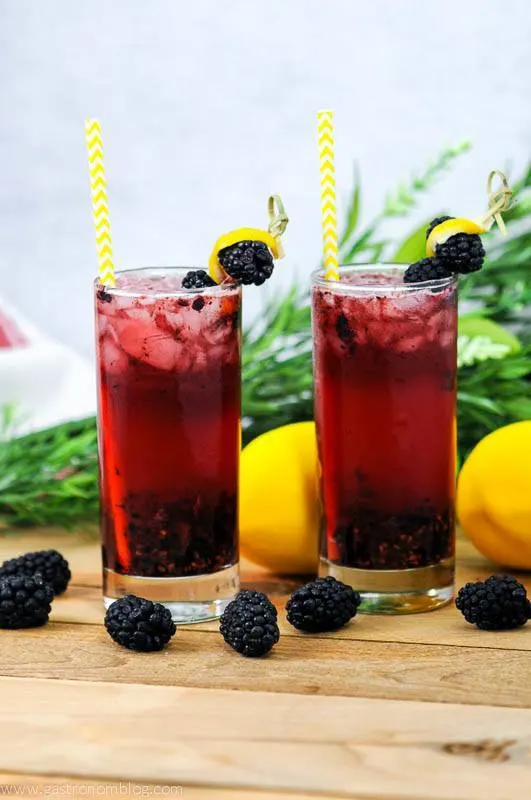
(0, 297, 96, 435)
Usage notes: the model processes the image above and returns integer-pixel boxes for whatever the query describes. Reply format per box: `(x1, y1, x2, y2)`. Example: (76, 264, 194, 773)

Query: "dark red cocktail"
(95, 268, 241, 622)
(312, 266, 457, 612)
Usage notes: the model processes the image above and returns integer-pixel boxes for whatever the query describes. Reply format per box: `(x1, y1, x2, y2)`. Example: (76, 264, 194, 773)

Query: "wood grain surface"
(1, 528, 530, 799)
(1, 676, 531, 798)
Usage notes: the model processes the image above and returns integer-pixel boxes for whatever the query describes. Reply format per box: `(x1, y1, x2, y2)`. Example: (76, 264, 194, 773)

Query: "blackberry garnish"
(426, 215, 485, 274)
(104, 595, 176, 651)
(182, 270, 217, 290)
(0, 549, 71, 595)
(220, 589, 279, 657)
(286, 576, 361, 633)
(456, 574, 531, 630)
(426, 216, 454, 239)
(97, 288, 113, 303)
(0, 575, 54, 629)
(434, 233, 485, 274)
(403, 257, 453, 284)
(218, 241, 274, 286)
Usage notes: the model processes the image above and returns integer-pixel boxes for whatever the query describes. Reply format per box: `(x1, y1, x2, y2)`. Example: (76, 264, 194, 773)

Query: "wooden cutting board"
(0, 528, 530, 800)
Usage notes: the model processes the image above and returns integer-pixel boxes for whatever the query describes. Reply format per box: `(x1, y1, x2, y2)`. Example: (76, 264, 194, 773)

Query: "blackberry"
(456, 575, 531, 630)
(426, 216, 485, 274)
(286, 576, 361, 633)
(403, 257, 453, 284)
(104, 595, 176, 651)
(0, 549, 71, 595)
(426, 216, 454, 239)
(97, 287, 113, 303)
(218, 241, 274, 286)
(0, 575, 54, 629)
(232, 589, 278, 617)
(182, 270, 217, 290)
(434, 233, 485, 274)
(220, 589, 279, 657)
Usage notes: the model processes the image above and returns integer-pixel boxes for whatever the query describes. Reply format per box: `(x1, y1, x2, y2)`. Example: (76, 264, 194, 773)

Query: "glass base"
(103, 562, 239, 623)
(319, 557, 454, 614)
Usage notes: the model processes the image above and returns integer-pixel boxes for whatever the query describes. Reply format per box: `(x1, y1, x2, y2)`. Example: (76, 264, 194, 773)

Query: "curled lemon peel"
(426, 218, 487, 258)
(208, 196, 288, 283)
(426, 170, 514, 258)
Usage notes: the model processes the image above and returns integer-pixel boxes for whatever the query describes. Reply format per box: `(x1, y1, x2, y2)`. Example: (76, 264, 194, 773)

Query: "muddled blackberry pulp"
(313, 268, 457, 572)
(96, 272, 241, 579)
(331, 503, 455, 570)
(102, 492, 237, 577)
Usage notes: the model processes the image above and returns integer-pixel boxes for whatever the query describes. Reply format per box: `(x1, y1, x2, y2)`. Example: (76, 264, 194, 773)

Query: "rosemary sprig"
(0, 416, 99, 527)
(339, 141, 472, 264)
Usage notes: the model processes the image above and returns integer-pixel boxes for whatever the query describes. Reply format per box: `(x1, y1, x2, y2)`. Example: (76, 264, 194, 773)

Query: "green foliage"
(392, 218, 435, 263)
(458, 345, 531, 460)
(457, 336, 511, 368)
(0, 415, 99, 527)
(1, 143, 531, 528)
(339, 140, 471, 264)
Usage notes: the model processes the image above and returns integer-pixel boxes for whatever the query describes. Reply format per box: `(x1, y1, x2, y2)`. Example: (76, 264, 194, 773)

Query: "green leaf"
(503, 398, 531, 418)
(457, 335, 510, 368)
(382, 141, 471, 219)
(340, 226, 378, 263)
(458, 316, 521, 353)
(339, 164, 361, 247)
(391, 217, 435, 263)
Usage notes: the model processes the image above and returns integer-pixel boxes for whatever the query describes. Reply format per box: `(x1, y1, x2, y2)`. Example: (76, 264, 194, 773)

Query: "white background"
(0, 0, 530, 357)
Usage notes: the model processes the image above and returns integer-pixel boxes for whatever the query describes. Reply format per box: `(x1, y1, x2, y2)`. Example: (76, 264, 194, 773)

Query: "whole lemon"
(240, 421, 320, 574)
(457, 420, 531, 569)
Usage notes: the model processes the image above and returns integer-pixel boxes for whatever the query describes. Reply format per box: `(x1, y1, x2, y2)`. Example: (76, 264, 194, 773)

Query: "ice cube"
(203, 313, 237, 345)
(426, 311, 446, 342)
(100, 334, 128, 373)
(142, 333, 182, 370)
(111, 317, 181, 370)
(185, 309, 202, 336)
(439, 331, 456, 349)
(97, 315, 110, 336)
(124, 306, 152, 323)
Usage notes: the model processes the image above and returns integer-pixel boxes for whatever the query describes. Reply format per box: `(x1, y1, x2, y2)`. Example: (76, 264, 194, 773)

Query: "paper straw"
(317, 110, 339, 281)
(85, 119, 115, 287)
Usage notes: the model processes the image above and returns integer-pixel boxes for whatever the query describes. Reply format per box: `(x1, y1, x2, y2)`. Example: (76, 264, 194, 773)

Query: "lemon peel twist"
(208, 195, 289, 283)
(426, 170, 514, 257)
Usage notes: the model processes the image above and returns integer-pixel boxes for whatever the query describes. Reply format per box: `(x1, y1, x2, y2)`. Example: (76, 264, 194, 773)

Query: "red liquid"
(313, 270, 457, 571)
(95, 274, 241, 578)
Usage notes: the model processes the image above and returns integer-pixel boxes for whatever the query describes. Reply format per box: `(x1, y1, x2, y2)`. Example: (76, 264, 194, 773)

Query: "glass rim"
(311, 263, 458, 294)
(94, 266, 240, 299)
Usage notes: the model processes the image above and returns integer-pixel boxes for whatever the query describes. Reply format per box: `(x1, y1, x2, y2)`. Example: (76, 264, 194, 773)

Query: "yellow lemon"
(426, 218, 486, 258)
(457, 421, 531, 569)
(208, 228, 280, 283)
(240, 421, 320, 574)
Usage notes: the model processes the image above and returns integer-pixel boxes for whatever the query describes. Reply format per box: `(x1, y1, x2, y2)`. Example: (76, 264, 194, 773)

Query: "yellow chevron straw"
(317, 110, 339, 281)
(85, 119, 115, 287)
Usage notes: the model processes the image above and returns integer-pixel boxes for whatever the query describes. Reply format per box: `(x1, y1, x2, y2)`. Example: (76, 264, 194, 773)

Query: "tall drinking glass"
(312, 265, 457, 613)
(95, 268, 241, 622)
